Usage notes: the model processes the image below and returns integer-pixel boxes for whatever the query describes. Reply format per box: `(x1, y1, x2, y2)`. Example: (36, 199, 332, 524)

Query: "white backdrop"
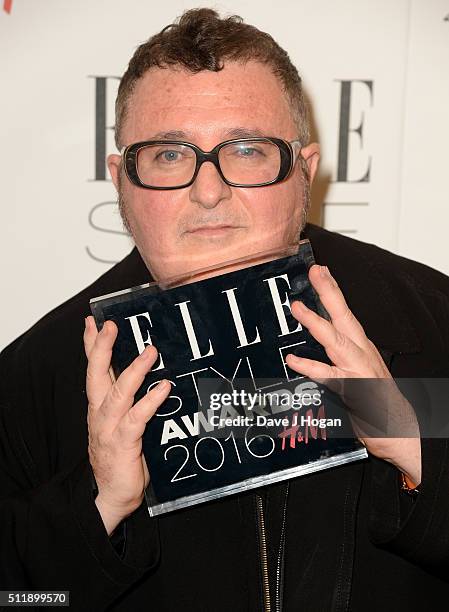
(1, 0, 448, 349)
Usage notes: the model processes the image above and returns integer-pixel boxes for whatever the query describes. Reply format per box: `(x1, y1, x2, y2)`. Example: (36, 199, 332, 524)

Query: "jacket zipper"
(256, 494, 271, 612)
(275, 482, 289, 612)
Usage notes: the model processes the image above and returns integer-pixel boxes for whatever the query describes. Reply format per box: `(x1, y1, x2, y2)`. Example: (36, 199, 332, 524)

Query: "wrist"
(383, 438, 422, 486)
(95, 494, 143, 536)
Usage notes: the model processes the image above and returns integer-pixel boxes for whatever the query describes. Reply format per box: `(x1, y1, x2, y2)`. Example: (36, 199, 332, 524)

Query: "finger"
(83, 316, 98, 359)
(142, 455, 150, 489)
(291, 300, 364, 370)
(308, 265, 369, 347)
(285, 353, 336, 381)
(101, 344, 159, 422)
(86, 320, 118, 407)
(117, 379, 171, 446)
(285, 354, 346, 396)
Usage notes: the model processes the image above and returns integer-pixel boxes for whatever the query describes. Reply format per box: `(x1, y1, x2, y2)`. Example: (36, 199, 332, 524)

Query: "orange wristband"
(400, 472, 420, 496)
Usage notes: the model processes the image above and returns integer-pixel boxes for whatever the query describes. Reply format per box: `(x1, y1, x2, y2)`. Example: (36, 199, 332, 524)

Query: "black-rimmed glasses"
(120, 137, 302, 190)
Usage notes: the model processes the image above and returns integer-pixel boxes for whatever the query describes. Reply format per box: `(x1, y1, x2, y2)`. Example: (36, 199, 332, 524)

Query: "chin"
(142, 229, 297, 283)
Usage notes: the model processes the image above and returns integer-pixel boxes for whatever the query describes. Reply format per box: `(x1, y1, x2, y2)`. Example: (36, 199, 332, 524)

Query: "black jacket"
(1, 224, 449, 611)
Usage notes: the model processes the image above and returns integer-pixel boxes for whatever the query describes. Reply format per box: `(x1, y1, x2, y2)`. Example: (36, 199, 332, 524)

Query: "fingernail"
(295, 300, 308, 311)
(138, 345, 153, 360)
(155, 379, 170, 392)
(84, 317, 89, 329)
(287, 353, 301, 362)
(320, 265, 330, 278)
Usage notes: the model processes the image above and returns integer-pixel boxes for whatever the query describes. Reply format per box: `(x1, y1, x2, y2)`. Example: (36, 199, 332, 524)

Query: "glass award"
(90, 240, 367, 516)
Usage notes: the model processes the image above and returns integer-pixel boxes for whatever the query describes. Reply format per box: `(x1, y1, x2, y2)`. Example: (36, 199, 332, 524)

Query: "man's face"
(108, 61, 319, 281)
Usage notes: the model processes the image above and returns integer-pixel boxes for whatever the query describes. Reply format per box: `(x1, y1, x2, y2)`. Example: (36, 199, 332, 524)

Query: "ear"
(107, 154, 122, 191)
(300, 143, 320, 185)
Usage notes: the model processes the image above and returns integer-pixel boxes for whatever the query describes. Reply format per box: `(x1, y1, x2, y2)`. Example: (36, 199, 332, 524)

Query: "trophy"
(90, 240, 367, 515)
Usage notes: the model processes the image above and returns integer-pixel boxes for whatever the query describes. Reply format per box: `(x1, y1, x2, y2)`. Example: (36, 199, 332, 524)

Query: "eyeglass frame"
(120, 137, 303, 190)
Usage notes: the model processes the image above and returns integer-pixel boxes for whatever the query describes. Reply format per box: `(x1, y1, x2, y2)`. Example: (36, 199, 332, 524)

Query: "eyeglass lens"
(136, 140, 282, 187)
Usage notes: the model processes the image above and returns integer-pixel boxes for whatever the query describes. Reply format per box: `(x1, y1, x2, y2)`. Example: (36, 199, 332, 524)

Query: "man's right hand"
(83, 316, 171, 535)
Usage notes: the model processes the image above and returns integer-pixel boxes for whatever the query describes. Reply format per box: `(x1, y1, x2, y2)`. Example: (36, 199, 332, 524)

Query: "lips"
(185, 224, 239, 234)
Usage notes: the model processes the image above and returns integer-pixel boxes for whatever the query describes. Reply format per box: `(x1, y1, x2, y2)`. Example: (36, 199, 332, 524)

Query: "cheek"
(248, 179, 303, 233)
(125, 191, 180, 248)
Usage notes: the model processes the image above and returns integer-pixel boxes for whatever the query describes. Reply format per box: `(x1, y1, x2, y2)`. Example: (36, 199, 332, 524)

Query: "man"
(1, 8, 448, 611)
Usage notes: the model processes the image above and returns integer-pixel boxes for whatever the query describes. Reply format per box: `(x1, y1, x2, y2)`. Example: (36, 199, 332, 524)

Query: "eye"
(238, 146, 259, 157)
(228, 144, 267, 159)
(156, 149, 181, 162)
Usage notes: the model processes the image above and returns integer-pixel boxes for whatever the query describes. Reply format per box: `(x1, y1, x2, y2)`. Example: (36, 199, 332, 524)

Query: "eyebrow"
(146, 127, 267, 140)
(225, 127, 266, 138)
(150, 130, 188, 139)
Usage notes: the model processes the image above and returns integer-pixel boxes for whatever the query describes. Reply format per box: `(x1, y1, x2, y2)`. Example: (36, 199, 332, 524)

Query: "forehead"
(122, 61, 296, 144)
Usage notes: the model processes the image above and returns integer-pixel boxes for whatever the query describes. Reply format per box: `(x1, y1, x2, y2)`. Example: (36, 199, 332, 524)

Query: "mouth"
(185, 224, 243, 237)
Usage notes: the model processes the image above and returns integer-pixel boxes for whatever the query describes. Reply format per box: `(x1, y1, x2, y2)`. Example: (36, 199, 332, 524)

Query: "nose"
(189, 160, 232, 210)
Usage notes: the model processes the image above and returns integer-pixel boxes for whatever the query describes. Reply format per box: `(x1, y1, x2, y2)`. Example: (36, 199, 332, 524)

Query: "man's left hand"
(285, 264, 422, 486)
